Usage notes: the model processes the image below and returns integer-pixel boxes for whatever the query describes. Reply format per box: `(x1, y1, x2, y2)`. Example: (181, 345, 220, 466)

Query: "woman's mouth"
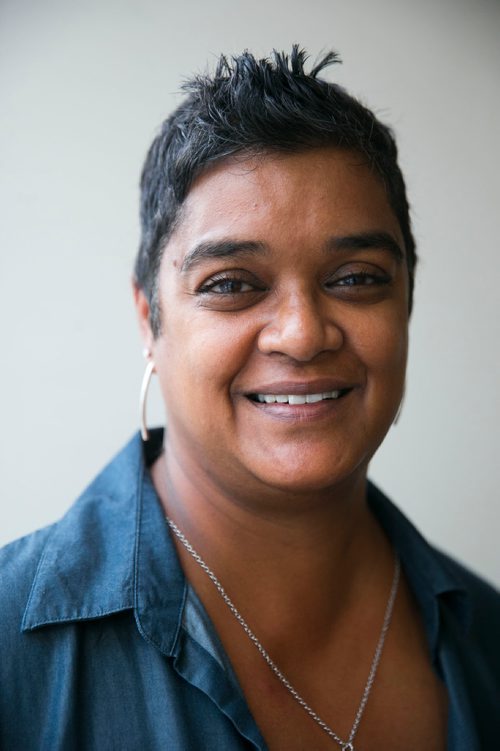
(248, 389, 351, 404)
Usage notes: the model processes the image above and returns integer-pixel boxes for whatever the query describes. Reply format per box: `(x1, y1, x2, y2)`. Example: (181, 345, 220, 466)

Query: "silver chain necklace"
(166, 516, 400, 751)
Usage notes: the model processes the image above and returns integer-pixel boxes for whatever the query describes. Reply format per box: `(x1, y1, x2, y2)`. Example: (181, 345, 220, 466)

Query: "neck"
(150, 438, 394, 649)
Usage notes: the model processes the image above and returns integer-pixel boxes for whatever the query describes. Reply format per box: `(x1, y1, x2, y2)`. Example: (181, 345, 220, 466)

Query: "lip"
(244, 390, 354, 424)
(243, 378, 357, 397)
(238, 378, 358, 423)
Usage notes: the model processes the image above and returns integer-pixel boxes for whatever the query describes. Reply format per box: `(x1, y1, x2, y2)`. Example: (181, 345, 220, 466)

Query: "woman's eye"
(325, 267, 393, 302)
(200, 278, 256, 295)
(335, 272, 389, 287)
(195, 272, 267, 310)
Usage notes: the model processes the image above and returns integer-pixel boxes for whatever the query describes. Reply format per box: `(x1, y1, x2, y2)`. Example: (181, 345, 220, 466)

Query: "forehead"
(167, 148, 404, 259)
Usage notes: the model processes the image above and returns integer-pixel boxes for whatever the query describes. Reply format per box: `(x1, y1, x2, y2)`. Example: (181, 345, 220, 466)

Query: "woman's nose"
(257, 289, 344, 362)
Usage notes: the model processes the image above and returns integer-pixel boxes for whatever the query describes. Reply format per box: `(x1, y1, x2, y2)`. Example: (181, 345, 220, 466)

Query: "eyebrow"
(326, 232, 404, 262)
(180, 231, 404, 273)
(180, 240, 267, 273)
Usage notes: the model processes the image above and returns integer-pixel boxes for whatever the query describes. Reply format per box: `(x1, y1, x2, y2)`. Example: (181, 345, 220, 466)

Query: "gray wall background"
(1, 0, 499, 584)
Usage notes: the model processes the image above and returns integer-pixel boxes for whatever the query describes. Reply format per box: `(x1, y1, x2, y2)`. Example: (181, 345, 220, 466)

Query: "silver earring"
(140, 349, 155, 441)
(393, 388, 405, 425)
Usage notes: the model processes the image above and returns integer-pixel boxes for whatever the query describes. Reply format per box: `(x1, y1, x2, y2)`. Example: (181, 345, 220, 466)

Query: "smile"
(249, 389, 350, 404)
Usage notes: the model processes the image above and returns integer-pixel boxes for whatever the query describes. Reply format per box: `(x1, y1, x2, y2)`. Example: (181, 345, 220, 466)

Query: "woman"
(1, 47, 498, 751)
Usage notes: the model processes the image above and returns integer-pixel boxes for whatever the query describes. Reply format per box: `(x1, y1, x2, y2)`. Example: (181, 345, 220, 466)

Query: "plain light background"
(1, 0, 499, 585)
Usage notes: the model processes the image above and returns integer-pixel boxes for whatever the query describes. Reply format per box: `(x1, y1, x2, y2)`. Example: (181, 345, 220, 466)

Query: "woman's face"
(139, 148, 409, 497)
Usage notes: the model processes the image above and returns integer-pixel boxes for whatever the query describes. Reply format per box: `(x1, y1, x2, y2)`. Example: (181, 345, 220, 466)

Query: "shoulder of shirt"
(0, 524, 55, 590)
(0, 525, 55, 638)
(0, 432, 145, 634)
(434, 546, 500, 623)
(367, 480, 500, 656)
(432, 547, 500, 688)
(436, 547, 499, 597)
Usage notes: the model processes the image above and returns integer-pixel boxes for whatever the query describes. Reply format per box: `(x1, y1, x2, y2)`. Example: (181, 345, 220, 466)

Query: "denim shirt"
(1, 431, 499, 750)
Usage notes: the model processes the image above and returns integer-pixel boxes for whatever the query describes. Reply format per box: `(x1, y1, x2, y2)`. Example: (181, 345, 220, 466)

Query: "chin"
(249, 450, 369, 497)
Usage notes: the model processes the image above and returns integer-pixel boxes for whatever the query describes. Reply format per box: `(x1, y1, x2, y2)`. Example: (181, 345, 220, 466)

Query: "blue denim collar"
(22, 429, 470, 654)
(22, 430, 184, 656)
(366, 482, 471, 659)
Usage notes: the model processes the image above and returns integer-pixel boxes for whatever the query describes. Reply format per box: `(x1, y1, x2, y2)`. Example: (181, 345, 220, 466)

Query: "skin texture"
(137, 148, 408, 505)
(135, 148, 447, 750)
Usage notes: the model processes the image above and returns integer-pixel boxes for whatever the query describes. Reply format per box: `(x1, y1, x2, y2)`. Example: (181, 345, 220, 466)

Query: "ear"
(132, 279, 155, 352)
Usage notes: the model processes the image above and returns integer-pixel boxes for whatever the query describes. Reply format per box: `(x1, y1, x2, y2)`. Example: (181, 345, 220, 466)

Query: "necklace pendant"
(341, 744, 354, 751)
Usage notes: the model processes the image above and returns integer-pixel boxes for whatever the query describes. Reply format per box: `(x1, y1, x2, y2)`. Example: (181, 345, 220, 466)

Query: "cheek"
(160, 311, 255, 394)
(352, 308, 408, 384)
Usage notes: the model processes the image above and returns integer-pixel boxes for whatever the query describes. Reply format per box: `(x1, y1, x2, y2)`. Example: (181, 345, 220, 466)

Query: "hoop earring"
(140, 351, 155, 441)
(393, 387, 405, 425)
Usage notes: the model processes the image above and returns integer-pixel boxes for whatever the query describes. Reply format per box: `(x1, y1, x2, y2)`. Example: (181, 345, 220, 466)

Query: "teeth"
(288, 395, 306, 405)
(255, 390, 342, 404)
(306, 393, 323, 403)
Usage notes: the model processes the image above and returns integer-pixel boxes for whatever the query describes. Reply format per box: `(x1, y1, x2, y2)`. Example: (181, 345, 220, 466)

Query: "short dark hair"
(135, 45, 416, 336)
